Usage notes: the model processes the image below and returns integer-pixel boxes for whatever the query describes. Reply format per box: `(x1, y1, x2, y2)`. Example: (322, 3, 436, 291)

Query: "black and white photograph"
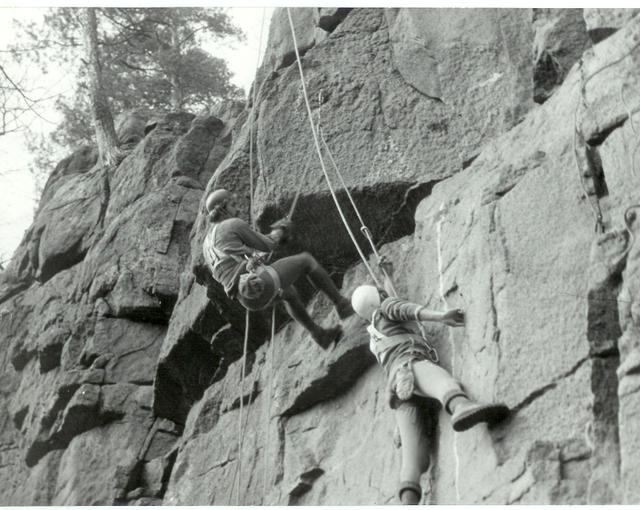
(0, 1, 638, 505)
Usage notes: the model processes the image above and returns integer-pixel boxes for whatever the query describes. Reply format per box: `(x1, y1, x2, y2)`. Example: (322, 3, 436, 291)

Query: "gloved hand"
(270, 218, 294, 243)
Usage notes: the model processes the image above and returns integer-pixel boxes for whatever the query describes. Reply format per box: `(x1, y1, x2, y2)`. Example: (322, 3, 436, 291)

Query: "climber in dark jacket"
(203, 188, 353, 349)
(350, 259, 509, 504)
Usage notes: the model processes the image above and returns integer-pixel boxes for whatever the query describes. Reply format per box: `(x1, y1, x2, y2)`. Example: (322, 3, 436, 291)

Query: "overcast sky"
(0, 6, 273, 266)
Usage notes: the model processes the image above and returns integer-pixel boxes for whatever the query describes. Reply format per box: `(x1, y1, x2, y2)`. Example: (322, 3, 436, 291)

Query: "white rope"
(619, 82, 640, 178)
(287, 148, 315, 220)
(318, 126, 398, 295)
(248, 9, 267, 229)
(234, 309, 251, 505)
(286, 8, 382, 288)
(261, 306, 277, 502)
(436, 202, 461, 502)
(574, 61, 604, 233)
(233, 11, 268, 502)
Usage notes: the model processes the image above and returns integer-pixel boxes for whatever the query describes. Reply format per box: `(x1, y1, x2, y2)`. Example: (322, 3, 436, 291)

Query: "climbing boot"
(335, 297, 355, 319)
(451, 401, 510, 432)
(398, 481, 421, 505)
(311, 325, 342, 350)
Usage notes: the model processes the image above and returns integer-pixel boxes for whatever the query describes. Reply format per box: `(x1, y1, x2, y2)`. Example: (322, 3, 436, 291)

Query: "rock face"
(1, 7, 640, 506)
(532, 9, 590, 104)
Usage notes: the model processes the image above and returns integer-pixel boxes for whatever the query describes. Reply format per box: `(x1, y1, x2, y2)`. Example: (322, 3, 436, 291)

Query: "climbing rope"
(621, 204, 640, 260)
(316, 96, 438, 359)
(574, 60, 605, 233)
(286, 7, 382, 288)
(232, 10, 269, 503)
(619, 82, 640, 178)
(227, 368, 261, 505)
(261, 306, 277, 502)
(227, 307, 277, 505)
(286, 149, 315, 220)
(573, 37, 640, 233)
(317, 124, 398, 294)
(248, 8, 267, 229)
(315, 89, 395, 287)
(234, 309, 251, 504)
(436, 202, 462, 503)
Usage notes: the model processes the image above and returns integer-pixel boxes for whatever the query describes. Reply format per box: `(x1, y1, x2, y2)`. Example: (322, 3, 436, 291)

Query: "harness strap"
(368, 310, 439, 364)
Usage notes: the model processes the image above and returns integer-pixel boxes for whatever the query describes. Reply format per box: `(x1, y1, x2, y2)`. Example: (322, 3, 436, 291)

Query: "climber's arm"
(381, 296, 464, 327)
(232, 218, 280, 252)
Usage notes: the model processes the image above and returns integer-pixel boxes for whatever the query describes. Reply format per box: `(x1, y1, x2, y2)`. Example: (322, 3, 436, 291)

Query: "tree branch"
(0, 64, 53, 124)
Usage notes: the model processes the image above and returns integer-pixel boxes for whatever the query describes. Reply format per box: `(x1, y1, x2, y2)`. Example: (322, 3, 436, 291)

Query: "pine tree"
(9, 7, 243, 172)
(81, 8, 122, 166)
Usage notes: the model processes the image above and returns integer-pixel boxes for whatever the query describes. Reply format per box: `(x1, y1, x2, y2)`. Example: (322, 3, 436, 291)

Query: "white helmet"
(351, 285, 381, 320)
(205, 188, 231, 214)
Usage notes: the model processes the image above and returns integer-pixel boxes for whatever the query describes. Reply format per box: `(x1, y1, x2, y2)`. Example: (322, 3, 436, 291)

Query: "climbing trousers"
(394, 397, 434, 503)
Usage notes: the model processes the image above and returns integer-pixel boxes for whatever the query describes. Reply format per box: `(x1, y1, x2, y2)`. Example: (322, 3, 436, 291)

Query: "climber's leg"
(280, 285, 341, 349)
(394, 400, 430, 504)
(271, 253, 353, 318)
(411, 360, 509, 431)
(412, 360, 465, 405)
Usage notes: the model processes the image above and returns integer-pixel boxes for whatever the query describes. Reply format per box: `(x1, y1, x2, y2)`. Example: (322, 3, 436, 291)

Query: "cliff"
(1, 7, 640, 505)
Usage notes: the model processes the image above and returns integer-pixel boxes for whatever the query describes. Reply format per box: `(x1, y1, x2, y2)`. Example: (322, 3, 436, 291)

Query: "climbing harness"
(368, 310, 438, 366)
(204, 223, 273, 292)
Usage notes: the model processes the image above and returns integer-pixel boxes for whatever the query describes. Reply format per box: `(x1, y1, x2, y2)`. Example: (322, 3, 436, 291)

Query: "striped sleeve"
(380, 296, 424, 322)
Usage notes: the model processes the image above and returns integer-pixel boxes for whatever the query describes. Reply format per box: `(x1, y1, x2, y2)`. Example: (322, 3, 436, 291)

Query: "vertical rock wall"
(1, 7, 640, 506)
(0, 111, 229, 504)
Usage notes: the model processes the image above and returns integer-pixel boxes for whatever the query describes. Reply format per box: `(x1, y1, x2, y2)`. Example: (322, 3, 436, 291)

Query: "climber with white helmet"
(202, 188, 353, 349)
(351, 259, 509, 504)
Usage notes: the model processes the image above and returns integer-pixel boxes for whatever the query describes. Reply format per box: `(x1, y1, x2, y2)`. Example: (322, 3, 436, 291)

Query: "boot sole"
(452, 404, 510, 432)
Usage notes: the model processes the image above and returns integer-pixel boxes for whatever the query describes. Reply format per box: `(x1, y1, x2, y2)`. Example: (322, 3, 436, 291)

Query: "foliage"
(9, 7, 244, 177)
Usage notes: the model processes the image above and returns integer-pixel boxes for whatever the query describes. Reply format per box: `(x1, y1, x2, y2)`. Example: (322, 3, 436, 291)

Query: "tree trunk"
(168, 23, 183, 111)
(81, 8, 121, 166)
(169, 73, 183, 111)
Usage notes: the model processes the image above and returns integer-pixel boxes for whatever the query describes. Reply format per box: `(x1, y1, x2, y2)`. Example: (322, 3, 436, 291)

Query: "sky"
(0, 6, 273, 266)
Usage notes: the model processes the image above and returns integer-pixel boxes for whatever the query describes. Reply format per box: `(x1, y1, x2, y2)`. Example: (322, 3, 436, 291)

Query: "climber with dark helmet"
(351, 258, 509, 504)
(202, 188, 354, 349)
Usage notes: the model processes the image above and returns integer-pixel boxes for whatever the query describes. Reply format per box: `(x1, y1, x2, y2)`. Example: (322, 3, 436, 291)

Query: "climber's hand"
(441, 308, 465, 327)
(270, 218, 294, 244)
(246, 255, 264, 272)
